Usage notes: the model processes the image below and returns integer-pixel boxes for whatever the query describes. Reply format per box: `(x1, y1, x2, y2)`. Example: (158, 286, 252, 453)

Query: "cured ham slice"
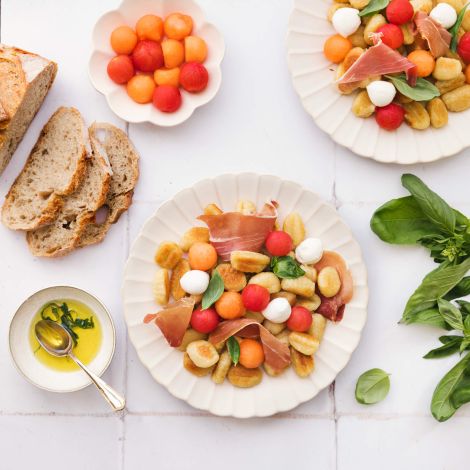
(316, 295, 346, 322)
(143, 297, 195, 347)
(209, 318, 291, 372)
(198, 202, 277, 261)
(414, 12, 451, 58)
(337, 36, 417, 86)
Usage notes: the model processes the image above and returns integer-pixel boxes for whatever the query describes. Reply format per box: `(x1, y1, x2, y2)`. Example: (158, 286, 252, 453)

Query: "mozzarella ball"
(180, 270, 210, 295)
(430, 3, 457, 29)
(332, 8, 361, 38)
(262, 298, 292, 324)
(295, 238, 323, 265)
(366, 81, 396, 107)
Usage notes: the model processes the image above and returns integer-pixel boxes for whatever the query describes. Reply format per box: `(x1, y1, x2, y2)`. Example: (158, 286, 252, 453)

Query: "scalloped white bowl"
(122, 173, 368, 417)
(287, 0, 470, 164)
(89, 0, 224, 126)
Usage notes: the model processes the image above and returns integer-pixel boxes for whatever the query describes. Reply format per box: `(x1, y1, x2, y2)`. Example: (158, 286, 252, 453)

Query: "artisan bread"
(26, 133, 112, 257)
(0, 44, 57, 175)
(1, 107, 88, 230)
(77, 123, 139, 248)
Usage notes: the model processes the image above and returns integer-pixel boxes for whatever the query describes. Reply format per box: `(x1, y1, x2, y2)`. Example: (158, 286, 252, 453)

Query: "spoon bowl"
(35, 320, 73, 357)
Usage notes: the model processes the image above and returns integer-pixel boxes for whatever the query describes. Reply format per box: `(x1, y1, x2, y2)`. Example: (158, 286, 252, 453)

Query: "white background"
(1, 0, 469, 469)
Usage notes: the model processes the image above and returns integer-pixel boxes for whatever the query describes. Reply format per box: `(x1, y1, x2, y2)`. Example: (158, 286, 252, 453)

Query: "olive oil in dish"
(29, 299, 102, 372)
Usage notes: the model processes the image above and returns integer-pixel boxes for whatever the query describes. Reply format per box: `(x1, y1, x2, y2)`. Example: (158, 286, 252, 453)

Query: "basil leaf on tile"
(227, 336, 240, 366)
(450, 4, 469, 52)
(355, 368, 390, 405)
(386, 75, 440, 102)
(358, 0, 390, 16)
(270, 256, 305, 279)
(424, 337, 463, 359)
(202, 270, 224, 310)
(438, 299, 464, 331)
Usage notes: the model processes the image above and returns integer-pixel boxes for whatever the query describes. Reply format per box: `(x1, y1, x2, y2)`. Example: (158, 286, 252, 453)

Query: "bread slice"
(1, 107, 88, 231)
(0, 44, 57, 175)
(77, 123, 139, 248)
(26, 133, 112, 257)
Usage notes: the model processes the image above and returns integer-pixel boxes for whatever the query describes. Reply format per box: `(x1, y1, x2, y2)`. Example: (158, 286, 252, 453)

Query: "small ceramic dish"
(89, 0, 225, 126)
(9, 286, 116, 393)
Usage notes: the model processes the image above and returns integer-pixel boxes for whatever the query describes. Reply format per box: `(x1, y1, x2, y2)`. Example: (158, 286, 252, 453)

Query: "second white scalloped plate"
(287, 0, 470, 164)
(122, 173, 368, 417)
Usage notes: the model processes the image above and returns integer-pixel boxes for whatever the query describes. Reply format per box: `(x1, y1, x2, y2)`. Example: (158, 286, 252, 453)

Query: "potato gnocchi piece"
(263, 362, 285, 377)
(183, 352, 214, 377)
(281, 276, 316, 298)
(186, 340, 219, 368)
(230, 250, 270, 273)
(275, 329, 290, 346)
(216, 263, 247, 292)
(442, 85, 470, 112)
(203, 203, 223, 215)
(153, 269, 170, 305)
(350, 0, 370, 9)
(170, 259, 190, 300)
(462, 8, 470, 31)
(263, 319, 286, 335)
(213, 340, 226, 353)
(301, 265, 318, 283)
(189, 293, 203, 304)
(290, 348, 315, 378)
(249, 272, 281, 293)
(401, 23, 415, 45)
(283, 212, 306, 247)
(411, 0, 433, 13)
(437, 0, 465, 12)
(236, 199, 256, 215)
(177, 329, 208, 352)
(364, 14, 386, 45)
(348, 26, 367, 48)
(352, 91, 375, 118)
(427, 98, 448, 128)
(317, 267, 342, 298)
(289, 332, 320, 356)
(433, 57, 462, 81)
(244, 311, 264, 323)
(180, 227, 210, 252)
(403, 102, 431, 130)
(272, 291, 297, 306)
(228, 365, 263, 388)
(154, 241, 183, 269)
(296, 294, 322, 312)
(435, 73, 466, 94)
(211, 350, 232, 384)
(327, 3, 349, 22)
(308, 313, 328, 342)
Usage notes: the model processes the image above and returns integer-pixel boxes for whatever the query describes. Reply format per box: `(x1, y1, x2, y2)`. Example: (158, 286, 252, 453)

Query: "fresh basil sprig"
(202, 270, 224, 309)
(227, 336, 240, 365)
(270, 256, 305, 279)
(386, 75, 440, 102)
(424, 336, 463, 359)
(355, 368, 390, 405)
(450, 3, 469, 52)
(405, 307, 452, 330)
(358, 0, 390, 17)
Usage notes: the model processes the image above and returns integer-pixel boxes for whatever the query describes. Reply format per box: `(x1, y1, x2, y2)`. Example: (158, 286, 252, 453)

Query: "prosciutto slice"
(198, 202, 278, 261)
(209, 318, 291, 372)
(414, 12, 451, 58)
(316, 295, 346, 322)
(143, 297, 195, 347)
(337, 36, 417, 86)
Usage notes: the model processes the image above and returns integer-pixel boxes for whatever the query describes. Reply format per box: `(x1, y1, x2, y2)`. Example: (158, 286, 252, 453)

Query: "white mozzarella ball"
(366, 81, 396, 107)
(262, 298, 292, 324)
(332, 8, 361, 38)
(180, 270, 210, 295)
(430, 3, 457, 29)
(295, 238, 324, 265)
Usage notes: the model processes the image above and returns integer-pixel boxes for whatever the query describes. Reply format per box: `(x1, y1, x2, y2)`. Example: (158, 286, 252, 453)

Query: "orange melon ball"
(188, 242, 217, 271)
(154, 67, 180, 87)
(126, 75, 155, 103)
(184, 36, 207, 63)
(111, 25, 138, 55)
(136, 14, 164, 42)
(161, 39, 185, 68)
(323, 34, 352, 64)
(215, 292, 245, 320)
(239, 339, 264, 369)
(164, 13, 193, 40)
(407, 50, 435, 77)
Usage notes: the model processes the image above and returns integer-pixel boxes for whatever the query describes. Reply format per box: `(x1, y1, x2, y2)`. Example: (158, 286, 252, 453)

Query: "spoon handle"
(68, 352, 126, 411)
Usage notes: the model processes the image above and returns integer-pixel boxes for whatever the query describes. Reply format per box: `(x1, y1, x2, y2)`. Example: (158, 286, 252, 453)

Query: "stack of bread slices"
(1, 107, 139, 257)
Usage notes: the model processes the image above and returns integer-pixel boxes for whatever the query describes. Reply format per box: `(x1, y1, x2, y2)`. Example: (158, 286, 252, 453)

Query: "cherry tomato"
(107, 55, 135, 84)
(132, 40, 164, 72)
(376, 24, 404, 49)
(375, 103, 405, 131)
(190, 307, 220, 334)
(458, 32, 470, 64)
(386, 0, 414, 25)
(241, 284, 270, 312)
(287, 306, 313, 332)
(265, 230, 293, 256)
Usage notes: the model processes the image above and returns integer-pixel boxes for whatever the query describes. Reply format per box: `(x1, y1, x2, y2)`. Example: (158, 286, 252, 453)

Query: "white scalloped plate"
(287, 0, 470, 164)
(122, 173, 368, 417)
(89, 0, 224, 126)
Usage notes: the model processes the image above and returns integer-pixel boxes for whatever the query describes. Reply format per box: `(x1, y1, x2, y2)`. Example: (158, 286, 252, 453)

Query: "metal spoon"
(35, 319, 126, 411)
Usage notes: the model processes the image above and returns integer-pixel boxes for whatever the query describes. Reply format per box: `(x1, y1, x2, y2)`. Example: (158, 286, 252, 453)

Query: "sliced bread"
(1, 107, 88, 231)
(0, 44, 57, 175)
(26, 132, 112, 257)
(77, 123, 139, 248)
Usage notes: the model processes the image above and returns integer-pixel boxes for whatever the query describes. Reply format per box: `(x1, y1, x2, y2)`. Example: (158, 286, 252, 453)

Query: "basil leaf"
(370, 196, 444, 245)
(403, 307, 452, 330)
(450, 366, 470, 409)
(440, 335, 464, 344)
(424, 337, 462, 359)
(445, 277, 470, 300)
(450, 3, 469, 52)
(386, 75, 440, 101)
(355, 368, 390, 405)
(401, 174, 455, 235)
(438, 299, 464, 331)
(402, 258, 470, 321)
(227, 336, 240, 366)
(202, 271, 224, 310)
(457, 299, 470, 316)
(459, 337, 470, 353)
(271, 256, 305, 279)
(431, 353, 470, 421)
(358, 0, 390, 17)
